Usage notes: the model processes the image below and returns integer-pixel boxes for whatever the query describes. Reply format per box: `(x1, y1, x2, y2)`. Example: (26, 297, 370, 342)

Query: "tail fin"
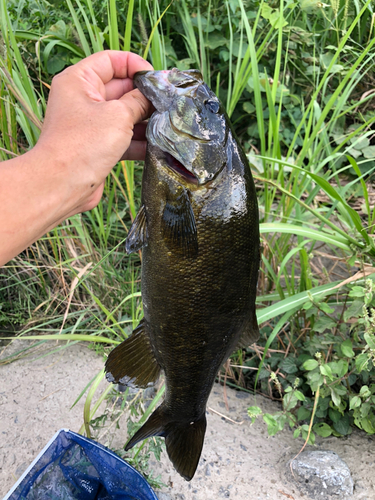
(125, 405, 207, 481)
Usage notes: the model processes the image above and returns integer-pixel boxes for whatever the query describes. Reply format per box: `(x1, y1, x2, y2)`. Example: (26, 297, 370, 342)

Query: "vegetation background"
(1, 0, 375, 484)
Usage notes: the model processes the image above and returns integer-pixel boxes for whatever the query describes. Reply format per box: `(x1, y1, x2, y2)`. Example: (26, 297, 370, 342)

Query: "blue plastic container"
(4, 429, 159, 500)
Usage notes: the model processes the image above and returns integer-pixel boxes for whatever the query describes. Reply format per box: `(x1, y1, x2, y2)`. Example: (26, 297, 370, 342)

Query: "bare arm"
(0, 51, 153, 266)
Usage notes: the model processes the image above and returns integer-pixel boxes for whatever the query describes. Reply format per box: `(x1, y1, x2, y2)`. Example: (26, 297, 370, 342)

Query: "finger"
(132, 122, 148, 141)
(75, 50, 153, 85)
(121, 141, 147, 161)
(105, 78, 134, 100)
(120, 88, 153, 124)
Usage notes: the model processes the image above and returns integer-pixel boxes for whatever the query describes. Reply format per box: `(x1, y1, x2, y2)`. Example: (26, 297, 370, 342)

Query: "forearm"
(0, 51, 153, 266)
(0, 146, 82, 266)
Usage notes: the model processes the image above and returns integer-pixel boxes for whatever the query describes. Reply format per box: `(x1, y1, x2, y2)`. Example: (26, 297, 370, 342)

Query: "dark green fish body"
(106, 69, 259, 481)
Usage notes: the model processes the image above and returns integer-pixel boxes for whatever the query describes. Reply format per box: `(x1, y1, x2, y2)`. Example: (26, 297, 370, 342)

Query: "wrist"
(32, 140, 101, 215)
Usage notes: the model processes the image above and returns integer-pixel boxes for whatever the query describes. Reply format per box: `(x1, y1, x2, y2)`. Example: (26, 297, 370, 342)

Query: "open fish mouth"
(164, 152, 198, 185)
(134, 68, 228, 185)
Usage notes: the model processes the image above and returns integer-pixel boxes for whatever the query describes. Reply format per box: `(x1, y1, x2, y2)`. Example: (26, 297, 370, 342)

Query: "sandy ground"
(1, 341, 375, 500)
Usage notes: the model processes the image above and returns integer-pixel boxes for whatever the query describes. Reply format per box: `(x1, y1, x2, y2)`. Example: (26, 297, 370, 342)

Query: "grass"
(1, 0, 375, 478)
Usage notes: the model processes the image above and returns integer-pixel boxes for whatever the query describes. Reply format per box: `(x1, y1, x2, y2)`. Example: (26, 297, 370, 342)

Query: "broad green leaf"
(313, 422, 332, 437)
(356, 353, 370, 373)
(360, 386, 371, 399)
(314, 315, 336, 333)
(364, 333, 375, 350)
(330, 388, 341, 407)
(361, 416, 375, 434)
(361, 402, 371, 418)
(280, 357, 298, 374)
(320, 364, 334, 380)
(333, 414, 352, 436)
(336, 359, 349, 379)
(341, 339, 355, 358)
(349, 396, 361, 410)
(247, 406, 262, 424)
(297, 406, 311, 421)
(293, 428, 301, 438)
(349, 286, 365, 298)
(294, 391, 305, 402)
(329, 408, 341, 423)
(263, 413, 279, 436)
(344, 299, 365, 321)
(283, 392, 299, 410)
(303, 359, 319, 371)
(263, 413, 276, 425)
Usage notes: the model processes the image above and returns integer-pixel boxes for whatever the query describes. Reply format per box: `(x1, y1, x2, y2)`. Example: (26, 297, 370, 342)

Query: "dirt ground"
(1, 341, 374, 500)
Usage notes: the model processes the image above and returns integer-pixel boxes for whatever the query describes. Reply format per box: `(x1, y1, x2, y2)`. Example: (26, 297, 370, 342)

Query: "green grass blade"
(256, 274, 375, 324)
(260, 223, 351, 250)
(108, 0, 119, 50)
(65, 0, 92, 56)
(124, 0, 135, 51)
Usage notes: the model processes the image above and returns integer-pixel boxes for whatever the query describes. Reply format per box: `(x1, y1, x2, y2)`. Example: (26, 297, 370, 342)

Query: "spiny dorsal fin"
(105, 319, 160, 388)
(161, 190, 198, 258)
(125, 205, 148, 254)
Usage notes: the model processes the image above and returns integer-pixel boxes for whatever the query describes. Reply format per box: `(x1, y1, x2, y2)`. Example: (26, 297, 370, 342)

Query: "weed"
(1, 0, 375, 481)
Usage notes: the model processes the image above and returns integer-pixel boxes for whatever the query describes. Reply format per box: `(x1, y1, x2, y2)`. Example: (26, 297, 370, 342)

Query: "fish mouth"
(164, 152, 198, 185)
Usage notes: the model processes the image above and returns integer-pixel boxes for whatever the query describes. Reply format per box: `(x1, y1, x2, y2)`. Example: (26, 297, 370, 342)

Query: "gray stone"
(288, 450, 354, 498)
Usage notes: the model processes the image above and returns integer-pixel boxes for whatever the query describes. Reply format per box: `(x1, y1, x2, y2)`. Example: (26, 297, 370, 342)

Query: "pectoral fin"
(161, 190, 198, 258)
(105, 319, 160, 388)
(125, 205, 148, 254)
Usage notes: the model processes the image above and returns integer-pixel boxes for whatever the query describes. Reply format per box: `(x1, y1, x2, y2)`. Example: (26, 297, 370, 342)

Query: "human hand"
(36, 50, 153, 213)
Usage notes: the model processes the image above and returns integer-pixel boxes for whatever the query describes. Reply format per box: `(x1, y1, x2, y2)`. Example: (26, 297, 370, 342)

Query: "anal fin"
(105, 319, 160, 388)
(125, 205, 148, 254)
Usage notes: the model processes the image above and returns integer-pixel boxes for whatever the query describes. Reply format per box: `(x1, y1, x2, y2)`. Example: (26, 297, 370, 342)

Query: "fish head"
(134, 68, 229, 186)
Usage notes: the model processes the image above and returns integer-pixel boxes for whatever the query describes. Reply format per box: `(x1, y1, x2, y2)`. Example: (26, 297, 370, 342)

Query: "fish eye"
(205, 99, 220, 114)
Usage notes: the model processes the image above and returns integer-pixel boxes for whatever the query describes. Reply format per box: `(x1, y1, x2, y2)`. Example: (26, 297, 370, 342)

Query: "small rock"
(219, 486, 230, 497)
(288, 450, 354, 498)
(235, 391, 248, 399)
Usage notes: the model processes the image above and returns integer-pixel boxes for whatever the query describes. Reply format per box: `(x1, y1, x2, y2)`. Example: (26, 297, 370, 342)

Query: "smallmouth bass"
(105, 68, 260, 481)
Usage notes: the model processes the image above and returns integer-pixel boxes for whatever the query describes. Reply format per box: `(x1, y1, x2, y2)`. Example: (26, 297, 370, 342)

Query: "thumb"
(120, 88, 152, 125)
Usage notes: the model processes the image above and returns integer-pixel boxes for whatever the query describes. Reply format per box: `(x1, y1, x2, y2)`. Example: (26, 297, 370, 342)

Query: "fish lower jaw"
(163, 151, 199, 186)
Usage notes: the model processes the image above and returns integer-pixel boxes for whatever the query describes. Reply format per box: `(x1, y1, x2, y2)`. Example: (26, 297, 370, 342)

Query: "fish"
(105, 68, 260, 481)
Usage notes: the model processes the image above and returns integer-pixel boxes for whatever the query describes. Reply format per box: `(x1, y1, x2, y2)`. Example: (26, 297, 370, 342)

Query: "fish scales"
(105, 68, 260, 481)
(142, 144, 258, 408)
